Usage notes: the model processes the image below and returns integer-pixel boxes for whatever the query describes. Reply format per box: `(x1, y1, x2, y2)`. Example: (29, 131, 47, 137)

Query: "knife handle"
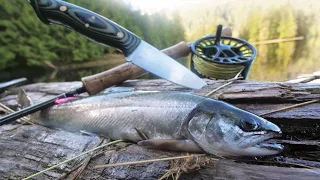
(82, 42, 190, 95)
(29, 0, 141, 56)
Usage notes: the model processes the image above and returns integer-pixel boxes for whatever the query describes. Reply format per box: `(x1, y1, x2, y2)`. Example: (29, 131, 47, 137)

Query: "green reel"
(190, 25, 257, 80)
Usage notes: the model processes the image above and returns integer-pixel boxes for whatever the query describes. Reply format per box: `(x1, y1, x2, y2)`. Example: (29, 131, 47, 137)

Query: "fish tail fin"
(16, 88, 38, 123)
(17, 88, 33, 108)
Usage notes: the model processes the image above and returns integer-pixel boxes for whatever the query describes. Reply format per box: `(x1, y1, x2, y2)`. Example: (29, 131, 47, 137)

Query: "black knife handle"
(29, 0, 141, 56)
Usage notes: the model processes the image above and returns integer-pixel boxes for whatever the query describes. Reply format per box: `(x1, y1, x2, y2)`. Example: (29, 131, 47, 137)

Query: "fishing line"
(192, 54, 245, 79)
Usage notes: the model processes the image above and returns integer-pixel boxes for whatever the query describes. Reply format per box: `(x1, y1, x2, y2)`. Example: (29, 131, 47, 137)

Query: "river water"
(0, 40, 319, 84)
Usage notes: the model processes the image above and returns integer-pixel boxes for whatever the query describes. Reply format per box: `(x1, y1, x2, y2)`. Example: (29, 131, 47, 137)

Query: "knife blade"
(29, 0, 206, 89)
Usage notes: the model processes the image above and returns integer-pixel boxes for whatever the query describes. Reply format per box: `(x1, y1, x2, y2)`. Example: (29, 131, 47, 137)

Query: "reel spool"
(190, 25, 257, 80)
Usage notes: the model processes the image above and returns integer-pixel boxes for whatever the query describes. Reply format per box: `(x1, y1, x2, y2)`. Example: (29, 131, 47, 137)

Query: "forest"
(0, 0, 184, 69)
(1, 0, 320, 82)
(179, 0, 320, 81)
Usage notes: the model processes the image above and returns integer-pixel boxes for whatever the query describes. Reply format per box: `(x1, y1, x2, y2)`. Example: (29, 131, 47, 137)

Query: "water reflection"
(0, 39, 319, 83)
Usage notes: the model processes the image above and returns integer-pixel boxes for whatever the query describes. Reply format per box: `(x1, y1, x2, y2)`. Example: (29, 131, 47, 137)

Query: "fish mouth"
(256, 142, 284, 152)
(256, 132, 284, 152)
(239, 131, 283, 152)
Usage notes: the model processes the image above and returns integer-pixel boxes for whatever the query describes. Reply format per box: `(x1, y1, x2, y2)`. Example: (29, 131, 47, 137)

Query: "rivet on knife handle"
(29, 0, 141, 56)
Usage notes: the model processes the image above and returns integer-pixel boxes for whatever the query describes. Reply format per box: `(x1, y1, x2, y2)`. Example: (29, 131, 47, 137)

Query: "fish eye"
(241, 118, 258, 131)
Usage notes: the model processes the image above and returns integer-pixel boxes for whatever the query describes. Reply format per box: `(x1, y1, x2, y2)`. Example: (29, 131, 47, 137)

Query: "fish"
(20, 90, 283, 157)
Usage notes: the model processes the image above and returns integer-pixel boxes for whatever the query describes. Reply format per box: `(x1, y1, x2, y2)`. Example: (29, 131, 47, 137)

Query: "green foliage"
(3, 0, 319, 83)
(0, 0, 185, 70)
(238, 4, 311, 81)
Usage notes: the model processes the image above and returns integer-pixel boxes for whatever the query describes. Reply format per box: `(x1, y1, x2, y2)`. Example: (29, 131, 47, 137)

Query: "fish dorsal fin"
(17, 88, 33, 108)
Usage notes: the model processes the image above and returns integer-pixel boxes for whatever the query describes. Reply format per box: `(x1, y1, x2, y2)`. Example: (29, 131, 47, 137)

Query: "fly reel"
(190, 25, 257, 80)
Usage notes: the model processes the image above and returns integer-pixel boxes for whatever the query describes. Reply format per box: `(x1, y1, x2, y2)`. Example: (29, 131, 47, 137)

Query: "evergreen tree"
(0, 0, 186, 70)
(276, 4, 297, 68)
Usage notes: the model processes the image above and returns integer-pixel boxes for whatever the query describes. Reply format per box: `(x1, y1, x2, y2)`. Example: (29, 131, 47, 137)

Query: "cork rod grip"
(82, 41, 190, 95)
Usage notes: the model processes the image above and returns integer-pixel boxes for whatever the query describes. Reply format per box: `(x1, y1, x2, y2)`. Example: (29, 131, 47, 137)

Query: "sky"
(123, 0, 203, 14)
(123, 0, 320, 14)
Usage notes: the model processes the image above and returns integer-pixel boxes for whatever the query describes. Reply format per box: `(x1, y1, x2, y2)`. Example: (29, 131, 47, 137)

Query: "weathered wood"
(0, 79, 319, 179)
(2, 79, 320, 106)
(0, 125, 179, 179)
(1, 125, 320, 180)
(0, 125, 101, 179)
(287, 71, 320, 84)
(179, 160, 320, 180)
(121, 79, 320, 101)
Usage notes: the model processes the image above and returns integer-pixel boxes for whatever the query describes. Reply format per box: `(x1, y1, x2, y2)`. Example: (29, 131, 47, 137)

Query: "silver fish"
(24, 91, 283, 157)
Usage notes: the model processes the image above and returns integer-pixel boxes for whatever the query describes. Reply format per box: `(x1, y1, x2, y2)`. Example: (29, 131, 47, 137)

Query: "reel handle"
(214, 25, 223, 45)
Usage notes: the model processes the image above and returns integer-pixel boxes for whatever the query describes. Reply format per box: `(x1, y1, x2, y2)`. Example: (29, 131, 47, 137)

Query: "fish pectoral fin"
(137, 139, 204, 153)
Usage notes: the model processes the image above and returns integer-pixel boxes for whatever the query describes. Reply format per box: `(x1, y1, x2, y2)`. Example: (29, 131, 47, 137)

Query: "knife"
(28, 0, 206, 89)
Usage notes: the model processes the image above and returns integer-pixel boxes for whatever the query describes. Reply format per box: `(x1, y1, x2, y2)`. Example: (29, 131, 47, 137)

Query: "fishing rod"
(0, 78, 28, 94)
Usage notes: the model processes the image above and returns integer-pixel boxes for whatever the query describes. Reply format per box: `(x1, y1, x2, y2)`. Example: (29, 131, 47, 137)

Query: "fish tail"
(17, 88, 33, 108)
(17, 88, 39, 122)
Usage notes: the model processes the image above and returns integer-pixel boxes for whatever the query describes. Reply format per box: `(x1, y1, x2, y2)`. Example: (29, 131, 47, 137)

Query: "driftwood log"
(0, 79, 319, 179)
